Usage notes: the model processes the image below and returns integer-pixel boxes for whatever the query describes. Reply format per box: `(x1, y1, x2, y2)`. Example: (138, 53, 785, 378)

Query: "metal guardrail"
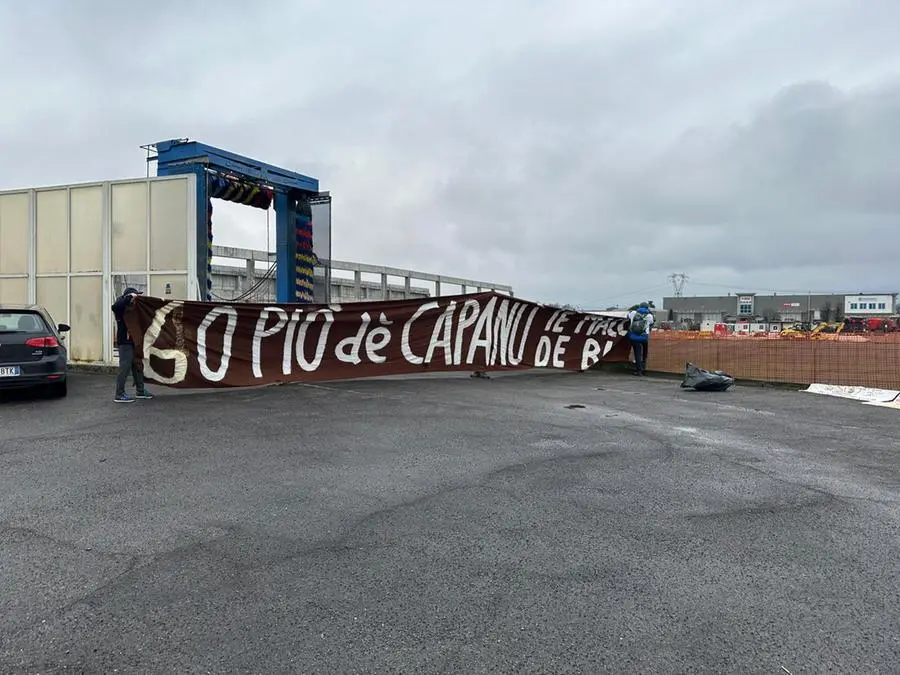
(210, 245, 514, 296)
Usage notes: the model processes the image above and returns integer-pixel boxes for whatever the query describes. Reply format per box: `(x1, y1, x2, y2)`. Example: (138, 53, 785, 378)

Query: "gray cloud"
(2, 0, 900, 306)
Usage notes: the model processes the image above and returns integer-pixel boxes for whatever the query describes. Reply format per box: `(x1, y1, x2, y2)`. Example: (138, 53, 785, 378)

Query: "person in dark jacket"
(626, 302, 655, 376)
(111, 287, 153, 403)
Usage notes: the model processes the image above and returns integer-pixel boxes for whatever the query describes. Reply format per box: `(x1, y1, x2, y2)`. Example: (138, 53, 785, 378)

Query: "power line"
(595, 284, 670, 306)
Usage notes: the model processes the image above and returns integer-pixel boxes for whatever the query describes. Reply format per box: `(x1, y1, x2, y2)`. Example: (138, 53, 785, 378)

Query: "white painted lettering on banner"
(142, 300, 189, 385)
(139, 295, 631, 386)
(425, 301, 457, 365)
(294, 308, 334, 372)
(510, 306, 538, 366)
(365, 313, 393, 364)
(454, 299, 480, 365)
(252, 307, 288, 379)
(401, 301, 440, 365)
(336, 311, 372, 366)
(552, 335, 570, 368)
(466, 296, 497, 365)
(197, 306, 238, 382)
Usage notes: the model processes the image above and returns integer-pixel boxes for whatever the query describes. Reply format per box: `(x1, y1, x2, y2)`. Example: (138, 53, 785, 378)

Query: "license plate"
(0, 366, 21, 377)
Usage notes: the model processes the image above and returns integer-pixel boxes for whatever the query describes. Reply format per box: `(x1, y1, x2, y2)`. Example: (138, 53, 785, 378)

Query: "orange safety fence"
(647, 332, 900, 389)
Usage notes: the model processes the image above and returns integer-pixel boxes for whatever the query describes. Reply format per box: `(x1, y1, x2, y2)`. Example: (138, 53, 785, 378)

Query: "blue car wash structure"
(146, 139, 331, 304)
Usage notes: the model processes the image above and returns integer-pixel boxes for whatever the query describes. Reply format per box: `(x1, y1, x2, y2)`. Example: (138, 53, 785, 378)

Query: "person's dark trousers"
(115, 343, 145, 396)
(629, 338, 648, 374)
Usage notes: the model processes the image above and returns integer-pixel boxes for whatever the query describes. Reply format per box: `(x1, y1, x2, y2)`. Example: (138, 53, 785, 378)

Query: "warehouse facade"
(663, 292, 897, 327)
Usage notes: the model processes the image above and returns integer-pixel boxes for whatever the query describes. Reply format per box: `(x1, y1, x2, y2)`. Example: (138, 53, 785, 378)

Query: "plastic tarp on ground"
(805, 384, 900, 404)
(681, 362, 735, 392)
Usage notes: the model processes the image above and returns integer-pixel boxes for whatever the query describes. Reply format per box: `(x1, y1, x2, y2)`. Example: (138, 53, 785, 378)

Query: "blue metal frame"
(150, 139, 320, 303)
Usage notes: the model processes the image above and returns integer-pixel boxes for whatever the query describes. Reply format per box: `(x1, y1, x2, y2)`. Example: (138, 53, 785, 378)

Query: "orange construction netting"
(646, 331, 900, 388)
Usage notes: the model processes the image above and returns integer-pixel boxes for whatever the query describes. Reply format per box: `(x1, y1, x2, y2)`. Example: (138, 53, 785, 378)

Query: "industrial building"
(663, 292, 898, 328)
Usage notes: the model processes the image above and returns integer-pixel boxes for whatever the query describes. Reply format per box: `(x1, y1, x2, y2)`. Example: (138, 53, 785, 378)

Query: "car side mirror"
(58, 323, 70, 333)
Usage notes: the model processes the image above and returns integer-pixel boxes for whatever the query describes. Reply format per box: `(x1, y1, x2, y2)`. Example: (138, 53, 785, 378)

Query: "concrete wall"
(0, 175, 197, 363)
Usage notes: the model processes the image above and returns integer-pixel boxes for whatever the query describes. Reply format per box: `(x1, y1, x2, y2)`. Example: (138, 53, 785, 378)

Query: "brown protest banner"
(123, 292, 631, 388)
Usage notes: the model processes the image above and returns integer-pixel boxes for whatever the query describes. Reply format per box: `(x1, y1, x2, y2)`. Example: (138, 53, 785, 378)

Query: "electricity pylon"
(668, 273, 688, 297)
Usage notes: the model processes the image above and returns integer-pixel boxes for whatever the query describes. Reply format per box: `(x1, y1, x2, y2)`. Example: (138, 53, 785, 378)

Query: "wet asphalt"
(1, 370, 899, 674)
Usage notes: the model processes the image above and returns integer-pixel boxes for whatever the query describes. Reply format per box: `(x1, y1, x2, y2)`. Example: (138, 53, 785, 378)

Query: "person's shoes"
(640, 371, 648, 376)
(134, 390, 154, 400)
(632, 370, 641, 376)
(114, 393, 134, 403)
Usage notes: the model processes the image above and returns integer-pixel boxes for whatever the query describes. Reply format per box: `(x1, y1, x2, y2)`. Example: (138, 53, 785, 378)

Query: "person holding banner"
(111, 288, 154, 403)
(626, 302, 654, 376)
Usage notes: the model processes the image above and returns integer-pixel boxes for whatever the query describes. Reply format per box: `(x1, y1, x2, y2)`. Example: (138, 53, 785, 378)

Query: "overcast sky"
(2, 0, 900, 307)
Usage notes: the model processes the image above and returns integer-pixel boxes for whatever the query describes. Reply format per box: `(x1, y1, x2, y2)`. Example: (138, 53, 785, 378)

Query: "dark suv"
(0, 305, 70, 398)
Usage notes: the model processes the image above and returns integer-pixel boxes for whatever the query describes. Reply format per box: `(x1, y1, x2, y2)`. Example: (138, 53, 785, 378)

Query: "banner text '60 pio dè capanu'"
(124, 292, 632, 388)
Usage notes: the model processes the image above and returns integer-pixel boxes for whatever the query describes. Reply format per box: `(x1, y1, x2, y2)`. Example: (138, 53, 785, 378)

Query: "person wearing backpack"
(626, 302, 654, 376)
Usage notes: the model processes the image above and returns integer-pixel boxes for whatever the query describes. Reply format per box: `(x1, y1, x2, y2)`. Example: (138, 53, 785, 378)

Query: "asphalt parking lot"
(1, 370, 899, 674)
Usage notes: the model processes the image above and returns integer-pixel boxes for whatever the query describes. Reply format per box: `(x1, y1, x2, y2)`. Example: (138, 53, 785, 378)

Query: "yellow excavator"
(780, 322, 844, 338)
(810, 322, 844, 339)
(780, 322, 810, 337)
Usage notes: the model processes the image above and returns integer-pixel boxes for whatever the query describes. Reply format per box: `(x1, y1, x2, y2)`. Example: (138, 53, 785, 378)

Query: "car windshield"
(0, 311, 48, 333)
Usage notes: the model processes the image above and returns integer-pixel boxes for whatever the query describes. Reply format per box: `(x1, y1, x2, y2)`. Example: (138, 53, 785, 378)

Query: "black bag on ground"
(681, 362, 735, 391)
